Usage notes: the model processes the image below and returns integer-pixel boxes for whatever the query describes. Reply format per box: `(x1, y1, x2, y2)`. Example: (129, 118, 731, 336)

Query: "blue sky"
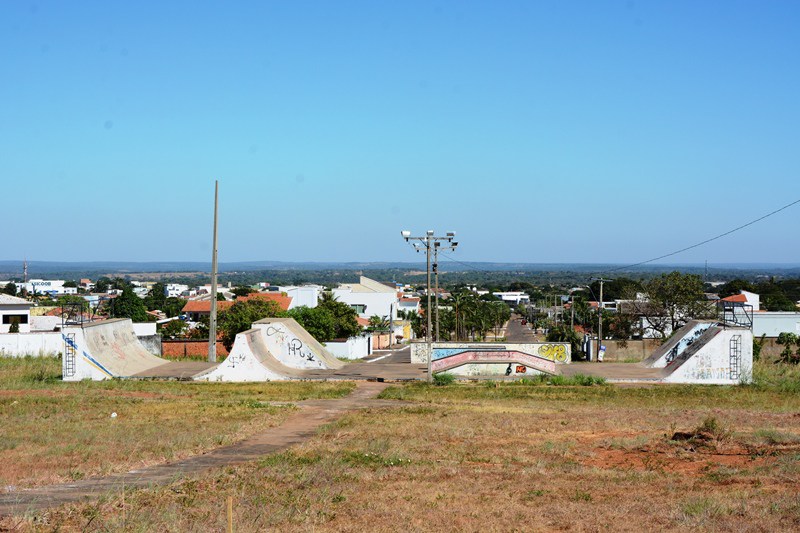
(1, 1, 798, 264)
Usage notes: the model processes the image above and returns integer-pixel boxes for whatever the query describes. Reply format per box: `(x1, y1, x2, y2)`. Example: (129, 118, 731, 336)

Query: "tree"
(231, 286, 255, 298)
(63, 280, 78, 288)
(317, 295, 361, 339)
(776, 332, 800, 364)
(144, 282, 167, 311)
(218, 299, 286, 350)
(2, 282, 17, 296)
(630, 272, 713, 339)
(160, 319, 188, 338)
(288, 306, 337, 342)
(546, 324, 582, 360)
(718, 279, 755, 298)
(56, 294, 89, 313)
(112, 287, 149, 322)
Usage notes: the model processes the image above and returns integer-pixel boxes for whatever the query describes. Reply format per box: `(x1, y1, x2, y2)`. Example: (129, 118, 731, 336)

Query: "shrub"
(433, 372, 455, 386)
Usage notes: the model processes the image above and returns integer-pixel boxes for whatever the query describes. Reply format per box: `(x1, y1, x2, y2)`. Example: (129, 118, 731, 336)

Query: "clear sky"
(2, 1, 798, 265)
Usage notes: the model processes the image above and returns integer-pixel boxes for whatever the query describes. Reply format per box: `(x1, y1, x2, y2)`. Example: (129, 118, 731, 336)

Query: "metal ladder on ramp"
(729, 335, 742, 381)
(64, 333, 76, 378)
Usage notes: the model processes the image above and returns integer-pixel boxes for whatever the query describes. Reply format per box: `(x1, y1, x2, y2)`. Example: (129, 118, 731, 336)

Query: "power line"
(598, 197, 800, 274)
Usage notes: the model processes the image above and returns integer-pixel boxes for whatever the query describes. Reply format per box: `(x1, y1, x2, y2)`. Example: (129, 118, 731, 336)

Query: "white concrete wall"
(0, 332, 62, 357)
(665, 327, 753, 384)
(132, 322, 157, 336)
(448, 363, 545, 378)
(31, 316, 61, 331)
(412, 342, 571, 364)
(325, 335, 371, 359)
(753, 312, 800, 337)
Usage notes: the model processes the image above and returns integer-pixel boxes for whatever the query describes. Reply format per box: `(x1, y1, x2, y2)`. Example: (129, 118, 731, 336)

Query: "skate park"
(60, 314, 753, 385)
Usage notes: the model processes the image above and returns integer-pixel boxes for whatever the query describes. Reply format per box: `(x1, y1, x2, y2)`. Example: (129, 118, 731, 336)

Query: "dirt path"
(0, 382, 394, 517)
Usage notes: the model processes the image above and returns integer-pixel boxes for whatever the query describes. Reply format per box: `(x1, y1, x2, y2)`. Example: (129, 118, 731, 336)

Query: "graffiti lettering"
(288, 338, 316, 362)
(538, 344, 568, 362)
(227, 353, 246, 368)
(515, 365, 527, 374)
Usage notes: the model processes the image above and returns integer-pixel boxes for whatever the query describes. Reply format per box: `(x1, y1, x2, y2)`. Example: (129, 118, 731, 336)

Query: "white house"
(0, 294, 32, 333)
(398, 296, 421, 315)
(332, 276, 399, 320)
(278, 285, 323, 309)
(164, 284, 189, 298)
(492, 291, 530, 306)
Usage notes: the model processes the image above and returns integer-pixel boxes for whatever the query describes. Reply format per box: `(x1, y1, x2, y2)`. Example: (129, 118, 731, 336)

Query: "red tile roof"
(721, 294, 748, 303)
(182, 293, 293, 313)
(236, 292, 292, 311)
(356, 317, 370, 327)
(181, 300, 235, 313)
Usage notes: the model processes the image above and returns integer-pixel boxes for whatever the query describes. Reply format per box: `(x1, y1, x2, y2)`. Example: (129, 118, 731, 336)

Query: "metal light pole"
(432, 240, 458, 341)
(208, 180, 219, 363)
(401, 230, 457, 382)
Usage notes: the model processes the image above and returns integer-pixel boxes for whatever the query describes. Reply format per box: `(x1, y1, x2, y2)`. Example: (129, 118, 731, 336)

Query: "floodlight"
(426, 230, 434, 236)
(446, 231, 456, 237)
(401, 230, 411, 239)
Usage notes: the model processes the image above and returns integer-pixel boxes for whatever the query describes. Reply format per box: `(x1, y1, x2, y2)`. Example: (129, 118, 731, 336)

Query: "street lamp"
(400, 229, 457, 383)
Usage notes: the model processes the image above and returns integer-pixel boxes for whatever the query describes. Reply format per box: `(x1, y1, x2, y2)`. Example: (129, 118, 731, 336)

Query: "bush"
(433, 372, 455, 386)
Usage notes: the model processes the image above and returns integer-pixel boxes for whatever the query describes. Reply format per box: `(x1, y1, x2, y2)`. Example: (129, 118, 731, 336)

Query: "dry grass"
(5, 361, 800, 531)
(0, 357, 354, 489)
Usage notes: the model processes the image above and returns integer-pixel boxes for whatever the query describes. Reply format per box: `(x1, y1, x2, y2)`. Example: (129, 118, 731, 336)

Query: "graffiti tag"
(288, 338, 316, 362)
(538, 344, 568, 362)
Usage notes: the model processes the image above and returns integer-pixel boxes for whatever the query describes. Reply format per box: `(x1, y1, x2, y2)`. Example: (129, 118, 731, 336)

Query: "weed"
(572, 489, 592, 502)
(681, 497, 726, 518)
(754, 428, 800, 445)
(433, 373, 455, 386)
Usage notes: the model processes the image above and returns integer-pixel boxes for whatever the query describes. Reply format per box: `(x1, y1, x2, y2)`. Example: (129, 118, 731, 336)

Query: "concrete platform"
(131, 361, 218, 380)
(560, 362, 664, 381)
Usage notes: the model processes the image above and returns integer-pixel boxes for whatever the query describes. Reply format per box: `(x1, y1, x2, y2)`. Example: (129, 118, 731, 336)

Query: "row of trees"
(411, 290, 512, 341)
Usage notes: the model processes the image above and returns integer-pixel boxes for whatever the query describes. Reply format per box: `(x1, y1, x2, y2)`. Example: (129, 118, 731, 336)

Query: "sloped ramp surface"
(76, 319, 173, 379)
(643, 320, 715, 368)
(196, 328, 310, 382)
(252, 317, 345, 370)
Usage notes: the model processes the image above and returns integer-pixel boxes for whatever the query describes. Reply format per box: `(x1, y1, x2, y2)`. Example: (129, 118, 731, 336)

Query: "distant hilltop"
(0, 259, 799, 277)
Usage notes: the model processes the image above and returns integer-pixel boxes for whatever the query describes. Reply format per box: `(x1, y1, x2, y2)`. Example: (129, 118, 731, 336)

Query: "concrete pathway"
(0, 382, 396, 517)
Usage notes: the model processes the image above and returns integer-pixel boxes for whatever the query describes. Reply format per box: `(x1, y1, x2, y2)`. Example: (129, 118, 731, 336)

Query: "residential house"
(332, 276, 399, 320)
(0, 294, 32, 333)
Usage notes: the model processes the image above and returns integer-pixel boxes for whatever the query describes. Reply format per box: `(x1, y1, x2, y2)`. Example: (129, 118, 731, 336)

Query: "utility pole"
(432, 240, 458, 341)
(208, 180, 219, 363)
(434, 242, 439, 342)
(592, 278, 613, 363)
(570, 293, 575, 330)
(401, 230, 457, 382)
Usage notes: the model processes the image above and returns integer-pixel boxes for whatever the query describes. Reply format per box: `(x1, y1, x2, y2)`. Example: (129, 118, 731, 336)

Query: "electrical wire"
(596, 197, 800, 274)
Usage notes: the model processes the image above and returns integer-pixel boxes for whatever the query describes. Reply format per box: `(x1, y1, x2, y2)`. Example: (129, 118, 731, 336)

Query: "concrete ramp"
(195, 328, 310, 382)
(252, 318, 345, 370)
(62, 319, 178, 381)
(660, 325, 752, 384)
(432, 349, 558, 377)
(643, 320, 715, 368)
(412, 342, 570, 379)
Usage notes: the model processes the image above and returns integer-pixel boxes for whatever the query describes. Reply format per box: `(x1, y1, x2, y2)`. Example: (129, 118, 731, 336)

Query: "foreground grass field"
(0, 357, 354, 489)
(3, 360, 800, 531)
